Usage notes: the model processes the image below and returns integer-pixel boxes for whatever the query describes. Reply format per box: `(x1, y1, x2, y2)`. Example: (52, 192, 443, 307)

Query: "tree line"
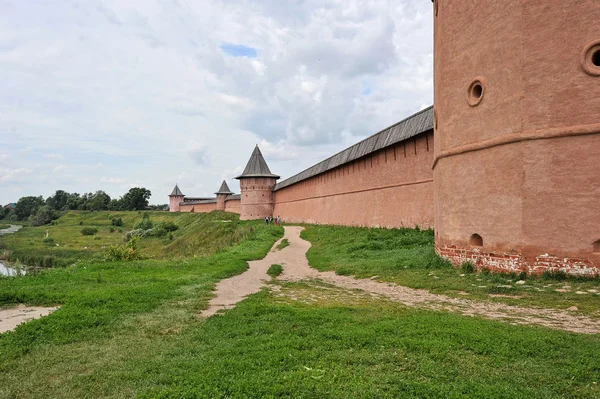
(1, 187, 166, 225)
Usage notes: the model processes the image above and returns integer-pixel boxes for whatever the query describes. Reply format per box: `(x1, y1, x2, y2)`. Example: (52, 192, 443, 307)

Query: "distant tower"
(215, 180, 234, 211)
(235, 145, 280, 220)
(433, 1, 600, 272)
(168, 184, 185, 212)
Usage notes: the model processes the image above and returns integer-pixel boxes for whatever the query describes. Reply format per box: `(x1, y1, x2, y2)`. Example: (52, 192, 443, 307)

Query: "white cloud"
(0, 0, 433, 204)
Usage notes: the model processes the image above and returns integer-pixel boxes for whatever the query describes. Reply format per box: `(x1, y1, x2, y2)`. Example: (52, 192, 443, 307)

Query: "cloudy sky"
(0, 0, 433, 205)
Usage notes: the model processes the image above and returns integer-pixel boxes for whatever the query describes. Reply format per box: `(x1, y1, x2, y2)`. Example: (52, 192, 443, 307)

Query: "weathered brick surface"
(437, 245, 599, 276)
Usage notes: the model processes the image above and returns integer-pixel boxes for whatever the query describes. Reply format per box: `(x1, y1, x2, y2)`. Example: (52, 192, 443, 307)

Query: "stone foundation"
(437, 245, 599, 276)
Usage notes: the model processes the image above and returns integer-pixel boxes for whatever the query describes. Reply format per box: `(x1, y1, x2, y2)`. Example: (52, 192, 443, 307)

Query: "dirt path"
(0, 305, 59, 333)
(204, 226, 600, 334)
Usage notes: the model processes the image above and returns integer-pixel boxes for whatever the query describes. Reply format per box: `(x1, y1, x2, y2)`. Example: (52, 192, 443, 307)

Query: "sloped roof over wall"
(180, 198, 217, 205)
(236, 145, 280, 179)
(225, 194, 241, 201)
(273, 106, 433, 191)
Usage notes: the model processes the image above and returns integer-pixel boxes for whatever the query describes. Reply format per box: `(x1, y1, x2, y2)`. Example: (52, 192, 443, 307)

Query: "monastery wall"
(224, 199, 241, 214)
(273, 132, 434, 228)
(179, 202, 217, 213)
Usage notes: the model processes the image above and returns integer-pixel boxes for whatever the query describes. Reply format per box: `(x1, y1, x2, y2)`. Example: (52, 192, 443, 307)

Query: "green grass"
(0, 211, 256, 268)
(267, 264, 283, 278)
(1, 218, 600, 397)
(0, 224, 11, 230)
(277, 238, 290, 250)
(301, 225, 600, 317)
(3, 283, 600, 398)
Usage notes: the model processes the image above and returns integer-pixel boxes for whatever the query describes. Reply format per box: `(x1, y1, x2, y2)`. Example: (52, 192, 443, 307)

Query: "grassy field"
(0, 211, 252, 268)
(0, 224, 11, 230)
(1, 216, 599, 397)
(301, 225, 600, 317)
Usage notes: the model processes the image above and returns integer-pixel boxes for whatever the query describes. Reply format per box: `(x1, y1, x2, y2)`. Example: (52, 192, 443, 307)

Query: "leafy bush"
(104, 237, 143, 261)
(267, 264, 283, 278)
(156, 221, 178, 232)
(109, 227, 115, 233)
(134, 218, 153, 230)
(111, 217, 124, 227)
(81, 227, 99, 236)
(43, 237, 55, 246)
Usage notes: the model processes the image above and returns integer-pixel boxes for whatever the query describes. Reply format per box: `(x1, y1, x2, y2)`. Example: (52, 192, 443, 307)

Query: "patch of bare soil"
(275, 226, 600, 334)
(202, 226, 600, 334)
(0, 305, 59, 333)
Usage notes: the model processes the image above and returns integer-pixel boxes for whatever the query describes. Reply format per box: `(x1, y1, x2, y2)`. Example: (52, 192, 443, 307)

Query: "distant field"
(0, 211, 254, 268)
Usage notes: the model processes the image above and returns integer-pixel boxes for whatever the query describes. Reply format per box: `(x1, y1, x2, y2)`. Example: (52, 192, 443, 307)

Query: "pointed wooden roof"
(235, 145, 280, 179)
(169, 184, 184, 196)
(215, 180, 234, 195)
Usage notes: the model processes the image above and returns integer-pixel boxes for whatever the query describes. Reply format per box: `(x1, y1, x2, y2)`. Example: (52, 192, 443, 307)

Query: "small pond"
(0, 224, 25, 276)
(0, 261, 26, 276)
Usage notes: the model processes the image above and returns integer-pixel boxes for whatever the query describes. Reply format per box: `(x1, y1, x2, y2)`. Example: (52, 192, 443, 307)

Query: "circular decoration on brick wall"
(467, 77, 485, 107)
(581, 40, 600, 76)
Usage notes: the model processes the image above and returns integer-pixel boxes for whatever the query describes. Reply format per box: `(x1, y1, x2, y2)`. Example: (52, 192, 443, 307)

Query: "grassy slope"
(0, 211, 249, 267)
(0, 218, 599, 397)
(301, 225, 600, 317)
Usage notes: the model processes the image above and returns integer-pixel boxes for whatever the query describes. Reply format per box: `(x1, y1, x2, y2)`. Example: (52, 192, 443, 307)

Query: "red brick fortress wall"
(178, 202, 217, 213)
(433, 1, 600, 275)
(273, 132, 434, 228)
(224, 199, 241, 214)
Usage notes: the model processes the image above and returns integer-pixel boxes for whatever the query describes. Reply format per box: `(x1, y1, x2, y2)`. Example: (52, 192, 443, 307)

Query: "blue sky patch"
(220, 43, 257, 58)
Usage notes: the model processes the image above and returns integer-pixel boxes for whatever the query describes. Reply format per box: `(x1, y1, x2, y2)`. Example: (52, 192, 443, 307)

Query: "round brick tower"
(168, 184, 185, 212)
(215, 180, 233, 211)
(433, 1, 600, 275)
(236, 145, 280, 220)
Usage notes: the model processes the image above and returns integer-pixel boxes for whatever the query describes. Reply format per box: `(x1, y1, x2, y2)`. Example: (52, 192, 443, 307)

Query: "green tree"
(87, 190, 111, 211)
(33, 205, 58, 226)
(122, 187, 151, 211)
(108, 198, 124, 211)
(46, 190, 70, 211)
(15, 196, 45, 220)
(66, 193, 84, 210)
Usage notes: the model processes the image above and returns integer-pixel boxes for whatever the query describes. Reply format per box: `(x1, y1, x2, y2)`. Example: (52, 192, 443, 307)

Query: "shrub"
(32, 205, 59, 226)
(81, 227, 98, 236)
(111, 217, 124, 227)
(267, 264, 283, 278)
(79, 221, 83, 225)
(42, 237, 55, 246)
(104, 237, 143, 261)
(156, 221, 178, 232)
(109, 227, 115, 233)
(134, 218, 153, 230)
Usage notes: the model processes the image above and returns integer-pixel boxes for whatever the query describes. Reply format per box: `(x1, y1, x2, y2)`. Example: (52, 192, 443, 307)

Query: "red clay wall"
(224, 199, 241, 214)
(178, 202, 217, 213)
(169, 196, 184, 212)
(433, 1, 600, 274)
(273, 132, 434, 228)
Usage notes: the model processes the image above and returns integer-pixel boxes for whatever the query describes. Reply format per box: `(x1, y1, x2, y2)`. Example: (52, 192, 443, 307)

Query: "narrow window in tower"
(470, 234, 483, 247)
(593, 240, 600, 254)
(426, 135, 430, 152)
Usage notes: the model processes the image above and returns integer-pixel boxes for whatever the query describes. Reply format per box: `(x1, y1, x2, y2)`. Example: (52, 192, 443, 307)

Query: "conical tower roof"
(215, 180, 234, 195)
(235, 145, 280, 179)
(169, 184, 184, 196)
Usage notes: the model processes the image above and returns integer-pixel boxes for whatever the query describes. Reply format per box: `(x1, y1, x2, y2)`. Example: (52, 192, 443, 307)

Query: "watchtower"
(432, 1, 600, 273)
(215, 180, 234, 211)
(168, 184, 185, 212)
(235, 146, 280, 220)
